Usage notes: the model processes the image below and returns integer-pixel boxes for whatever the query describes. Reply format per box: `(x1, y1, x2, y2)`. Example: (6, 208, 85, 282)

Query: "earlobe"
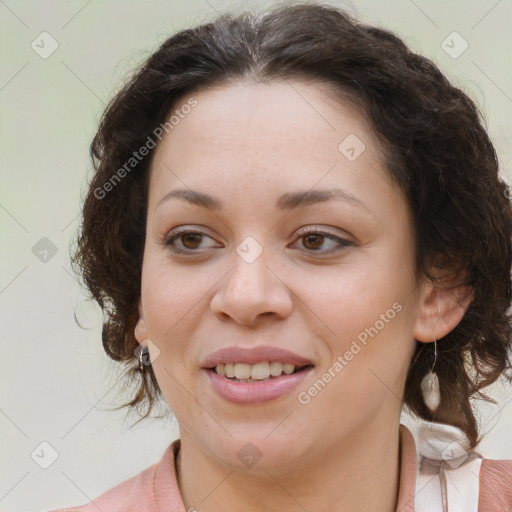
(413, 281, 473, 342)
(134, 298, 148, 343)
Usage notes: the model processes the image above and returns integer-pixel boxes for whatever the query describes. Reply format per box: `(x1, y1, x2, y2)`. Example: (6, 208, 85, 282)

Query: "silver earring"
(420, 339, 440, 413)
(139, 345, 149, 372)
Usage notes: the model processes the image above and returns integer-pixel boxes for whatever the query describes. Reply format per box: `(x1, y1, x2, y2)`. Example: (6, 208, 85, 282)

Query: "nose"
(210, 246, 293, 326)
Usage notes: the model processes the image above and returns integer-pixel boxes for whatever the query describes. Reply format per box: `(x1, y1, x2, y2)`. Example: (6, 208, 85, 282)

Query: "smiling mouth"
(207, 362, 313, 383)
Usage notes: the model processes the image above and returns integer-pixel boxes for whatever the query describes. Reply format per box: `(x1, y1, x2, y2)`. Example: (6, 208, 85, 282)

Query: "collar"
(154, 424, 419, 512)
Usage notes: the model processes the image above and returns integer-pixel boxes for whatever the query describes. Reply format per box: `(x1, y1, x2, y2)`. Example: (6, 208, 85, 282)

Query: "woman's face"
(135, 80, 427, 471)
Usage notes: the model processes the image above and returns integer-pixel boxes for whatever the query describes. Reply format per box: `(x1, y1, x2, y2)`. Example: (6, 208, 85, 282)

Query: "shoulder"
(45, 441, 181, 512)
(478, 458, 512, 512)
(45, 463, 158, 512)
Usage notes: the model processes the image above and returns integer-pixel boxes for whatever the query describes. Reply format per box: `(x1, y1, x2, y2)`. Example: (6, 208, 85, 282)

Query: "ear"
(134, 297, 149, 344)
(413, 276, 474, 342)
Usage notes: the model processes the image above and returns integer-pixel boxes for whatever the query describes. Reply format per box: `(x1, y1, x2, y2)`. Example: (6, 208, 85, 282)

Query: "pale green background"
(1, 0, 511, 510)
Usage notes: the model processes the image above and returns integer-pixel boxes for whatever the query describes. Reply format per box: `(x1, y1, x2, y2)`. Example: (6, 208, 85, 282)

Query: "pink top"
(48, 425, 512, 512)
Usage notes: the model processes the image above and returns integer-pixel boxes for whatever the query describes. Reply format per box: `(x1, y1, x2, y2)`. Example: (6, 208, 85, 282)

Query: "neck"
(176, 418, 402, 512)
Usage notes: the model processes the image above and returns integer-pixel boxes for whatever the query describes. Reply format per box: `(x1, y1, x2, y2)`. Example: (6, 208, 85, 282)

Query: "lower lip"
(204, 367, 314, 405)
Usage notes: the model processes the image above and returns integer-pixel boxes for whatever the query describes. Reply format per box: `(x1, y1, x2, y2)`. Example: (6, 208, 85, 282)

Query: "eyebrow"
(156, 187, 371, 213)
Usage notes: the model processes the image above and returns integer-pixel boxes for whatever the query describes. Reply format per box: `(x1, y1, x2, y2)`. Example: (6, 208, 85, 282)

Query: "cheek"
(141, 262, 210, 412)
(291, 250, 416, 393)
(142, 252, 210, 315)
(299, 297, 414, 423)
(140, 259, 210, 354)
(295, 262, 404, 339)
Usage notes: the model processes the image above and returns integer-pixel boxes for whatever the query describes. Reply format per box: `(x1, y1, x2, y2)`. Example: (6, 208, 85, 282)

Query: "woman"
(51, 3, 512, 511)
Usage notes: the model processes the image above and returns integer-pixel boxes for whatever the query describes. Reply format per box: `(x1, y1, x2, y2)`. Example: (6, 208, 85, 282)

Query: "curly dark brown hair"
(71, 2, 512, 448)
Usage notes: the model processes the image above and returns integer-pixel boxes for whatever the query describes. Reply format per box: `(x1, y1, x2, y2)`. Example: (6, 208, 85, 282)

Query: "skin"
(134, 80, 471, 512)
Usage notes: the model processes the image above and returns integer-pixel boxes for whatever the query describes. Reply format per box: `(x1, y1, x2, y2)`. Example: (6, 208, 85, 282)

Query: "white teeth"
(213, 361, 303, 380)
(282, 363, 295, 375)
(251, 362, 270, 380)
(269, 361, 283, 376)
(234, 363, 252, 379)
(225, 363, 235, 378)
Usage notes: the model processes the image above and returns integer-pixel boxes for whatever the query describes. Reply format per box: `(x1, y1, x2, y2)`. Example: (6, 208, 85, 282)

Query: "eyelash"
(162, 227, 354, 255)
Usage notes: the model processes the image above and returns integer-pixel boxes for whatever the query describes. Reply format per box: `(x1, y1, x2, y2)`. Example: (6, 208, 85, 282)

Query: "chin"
(204, 430, 310, 473)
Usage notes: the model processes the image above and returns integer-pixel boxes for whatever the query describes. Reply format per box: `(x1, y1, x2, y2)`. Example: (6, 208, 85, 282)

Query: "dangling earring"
(138, 345, 149, 373)
(420, 339, 441, 413)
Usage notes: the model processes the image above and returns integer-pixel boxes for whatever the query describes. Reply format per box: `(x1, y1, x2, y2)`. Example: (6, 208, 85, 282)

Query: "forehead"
(147, 80, 397, 211)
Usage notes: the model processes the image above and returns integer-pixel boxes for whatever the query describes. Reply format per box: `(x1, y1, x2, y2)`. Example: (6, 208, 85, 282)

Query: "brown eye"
(293, 228, 354, 255)
(302, 234, 325, 250)
(181, 233, 203, 249)
(163, 229, 220, 254)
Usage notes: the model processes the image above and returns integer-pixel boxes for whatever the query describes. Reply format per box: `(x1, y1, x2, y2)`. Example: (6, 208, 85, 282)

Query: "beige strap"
(415, 455, 482, 511)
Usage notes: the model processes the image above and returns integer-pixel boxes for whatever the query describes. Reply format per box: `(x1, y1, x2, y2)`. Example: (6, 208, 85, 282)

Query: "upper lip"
(202, 346, 314, 368)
